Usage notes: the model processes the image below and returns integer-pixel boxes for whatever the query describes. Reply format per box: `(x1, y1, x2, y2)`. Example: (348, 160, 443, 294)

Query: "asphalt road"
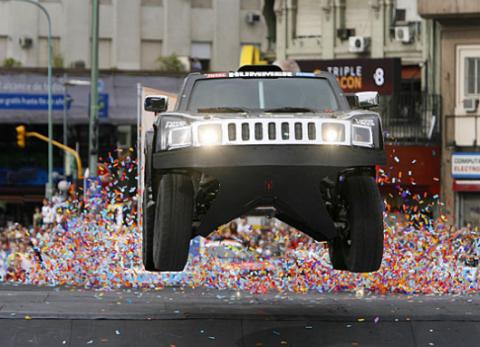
(0, 284, 479, 347)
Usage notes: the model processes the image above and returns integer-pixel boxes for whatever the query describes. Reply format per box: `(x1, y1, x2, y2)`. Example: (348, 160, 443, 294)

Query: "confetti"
(0, 151, 478, 297)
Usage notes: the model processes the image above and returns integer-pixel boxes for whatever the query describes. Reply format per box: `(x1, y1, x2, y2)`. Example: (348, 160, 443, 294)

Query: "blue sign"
(98, 93, 109, 118)
(0, 93, 71, 110)
(88, 93, 109, 119)
(0, 167, 64, 186)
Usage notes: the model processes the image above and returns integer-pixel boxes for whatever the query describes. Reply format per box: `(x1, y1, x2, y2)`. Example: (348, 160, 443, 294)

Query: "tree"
(156, 54, 186, 73)
(3, 58, 22, 68)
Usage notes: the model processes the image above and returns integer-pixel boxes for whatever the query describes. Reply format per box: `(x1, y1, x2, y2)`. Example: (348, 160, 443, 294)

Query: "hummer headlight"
(167, 127, 192, 149)
(321, 123, 346, 143)
(352, 124, 373, 147)
(197, 124, 223, 146)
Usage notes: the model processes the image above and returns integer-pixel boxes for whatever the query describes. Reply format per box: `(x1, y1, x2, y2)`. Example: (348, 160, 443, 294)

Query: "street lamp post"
(13, 0, 53, 199)
(89, 0, 100, 176)
(61, 77, 90, 177)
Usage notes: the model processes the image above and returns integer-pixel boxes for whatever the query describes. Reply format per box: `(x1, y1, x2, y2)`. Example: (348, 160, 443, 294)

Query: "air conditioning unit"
(348, 36, 370, 53)
(394, 26, 413, 43)
(246, 12, 261, 25)
(18, 36, 33, 49)
(464, 98, 478, 113)
(71, 60, 86, 69)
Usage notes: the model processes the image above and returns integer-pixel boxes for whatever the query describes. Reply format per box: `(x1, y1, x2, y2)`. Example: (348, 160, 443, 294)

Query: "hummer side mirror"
(144, 95, 169, 113)
(354, 91, 379, 109)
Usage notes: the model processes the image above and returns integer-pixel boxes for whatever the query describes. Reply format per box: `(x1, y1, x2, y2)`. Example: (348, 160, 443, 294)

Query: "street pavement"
(0, 284, 478, 347)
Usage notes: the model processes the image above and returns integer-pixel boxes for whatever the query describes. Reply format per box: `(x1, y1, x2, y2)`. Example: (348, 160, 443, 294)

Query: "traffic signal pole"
(16, 126, 84, 179)
(88, 0, 100, 177)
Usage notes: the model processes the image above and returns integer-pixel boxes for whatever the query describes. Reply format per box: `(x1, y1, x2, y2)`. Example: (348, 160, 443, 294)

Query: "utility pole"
(14, 0, 53, 199)
(63, 72, 68, 176)
(62, 78, 90, 177)
(89, 0, 100, 176)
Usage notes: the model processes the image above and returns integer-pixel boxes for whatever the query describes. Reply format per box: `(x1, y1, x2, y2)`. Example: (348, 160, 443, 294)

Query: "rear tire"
(153, 174, 194, 271)
(329, 175, 384, 273)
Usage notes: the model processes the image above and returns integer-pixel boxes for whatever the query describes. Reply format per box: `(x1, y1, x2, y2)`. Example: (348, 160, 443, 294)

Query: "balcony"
(379, 93, 441, 144)
(418, 0, 480, 18)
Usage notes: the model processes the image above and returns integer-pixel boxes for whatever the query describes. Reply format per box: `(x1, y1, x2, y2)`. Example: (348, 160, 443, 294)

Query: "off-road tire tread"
(153, 174, 194, 271)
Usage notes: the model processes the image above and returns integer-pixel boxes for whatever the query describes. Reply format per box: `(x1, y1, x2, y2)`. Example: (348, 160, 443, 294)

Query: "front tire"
(142, 137, 156, 271)
(142, 188, 156, 271)
(153, 174, 194, 271)
(329, 175, 384, 273)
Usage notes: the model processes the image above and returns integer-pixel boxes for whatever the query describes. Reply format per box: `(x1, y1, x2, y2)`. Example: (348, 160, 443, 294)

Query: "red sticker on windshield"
(205, 73, 228, 78)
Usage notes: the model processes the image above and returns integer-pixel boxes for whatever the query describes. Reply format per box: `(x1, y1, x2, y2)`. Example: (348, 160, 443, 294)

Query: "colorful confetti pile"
(0, 150, 478, 294)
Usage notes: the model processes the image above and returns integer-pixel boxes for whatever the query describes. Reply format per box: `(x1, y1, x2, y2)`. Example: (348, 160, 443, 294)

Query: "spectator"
(0, 234, 9, 280)
(33, 207, 42, 230)
(237, 217, 253, 235)
(41, 199, 54, 227)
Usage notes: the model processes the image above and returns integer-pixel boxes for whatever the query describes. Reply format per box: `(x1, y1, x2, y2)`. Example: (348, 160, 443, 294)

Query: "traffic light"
(16, 125, 26, 148)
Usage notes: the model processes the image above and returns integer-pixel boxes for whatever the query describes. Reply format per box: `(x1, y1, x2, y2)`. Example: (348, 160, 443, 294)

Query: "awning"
(401, 65, 421, 80)
(0, 72, 184, 125)
(453, 180, 480, 192)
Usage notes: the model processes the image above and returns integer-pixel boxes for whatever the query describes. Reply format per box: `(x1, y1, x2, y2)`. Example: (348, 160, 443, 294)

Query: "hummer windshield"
(188, 77, 339, 113)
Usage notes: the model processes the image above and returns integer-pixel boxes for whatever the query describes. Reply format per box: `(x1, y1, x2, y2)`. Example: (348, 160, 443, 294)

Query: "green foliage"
(156, 54, 186, 73)
(3, 58, 22, 68)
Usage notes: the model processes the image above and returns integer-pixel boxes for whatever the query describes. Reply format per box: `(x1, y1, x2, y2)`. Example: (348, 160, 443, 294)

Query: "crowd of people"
(209, 217, 319, 259)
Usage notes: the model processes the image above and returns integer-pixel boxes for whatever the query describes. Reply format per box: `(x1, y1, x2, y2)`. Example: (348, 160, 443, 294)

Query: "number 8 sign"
(373, 67, 385, 86)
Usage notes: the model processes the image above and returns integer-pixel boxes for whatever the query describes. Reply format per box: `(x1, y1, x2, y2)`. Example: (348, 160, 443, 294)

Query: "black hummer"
(142, 65, 386, 273)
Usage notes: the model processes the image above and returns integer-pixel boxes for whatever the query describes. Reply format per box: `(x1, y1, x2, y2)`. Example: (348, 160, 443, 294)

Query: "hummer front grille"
(191, 118, 352, 146)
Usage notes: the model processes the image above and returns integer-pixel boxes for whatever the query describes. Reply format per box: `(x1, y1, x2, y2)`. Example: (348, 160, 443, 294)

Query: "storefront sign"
(452, 153, 480, 179)
(297, 58, 401, 95)
(0, 93, 70, 110)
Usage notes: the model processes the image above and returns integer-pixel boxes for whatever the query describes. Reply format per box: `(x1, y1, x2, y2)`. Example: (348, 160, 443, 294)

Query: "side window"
(465, 57, 480, 96)
(456, 45, 480, 114)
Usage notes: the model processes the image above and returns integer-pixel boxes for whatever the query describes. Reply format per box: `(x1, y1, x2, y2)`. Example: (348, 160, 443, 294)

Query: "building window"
(141, 0, 162, 6)
(100, 0, 112, 4)
(191, 42, 211, 72)
(192, 0, 212, 9)
(141, 40, 163, 70)
(295, 0, 322, 38)
(241, 0, 260, 10)
(38, 37, 61, 67)
(465, 57, 480, 96)
(98, 38, 112, 69)
(117, 125, 132, 149)
(89, 0, 112, 4)
(456, 45, 480, 114)
(0, 36, 7, 64)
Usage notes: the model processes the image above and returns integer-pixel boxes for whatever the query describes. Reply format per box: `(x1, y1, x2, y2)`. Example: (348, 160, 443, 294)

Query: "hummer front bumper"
(152, 145, 386, 170)
(150, 145, 385, 242)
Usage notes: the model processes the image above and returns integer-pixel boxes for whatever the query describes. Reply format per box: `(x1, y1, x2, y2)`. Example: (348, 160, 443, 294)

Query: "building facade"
(0, 0, 269, 224)
(0, 0, 267, 71)
(275, 0, 424, 64)
(273, 0, 441, 210)
(419, 1, 480, 226)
